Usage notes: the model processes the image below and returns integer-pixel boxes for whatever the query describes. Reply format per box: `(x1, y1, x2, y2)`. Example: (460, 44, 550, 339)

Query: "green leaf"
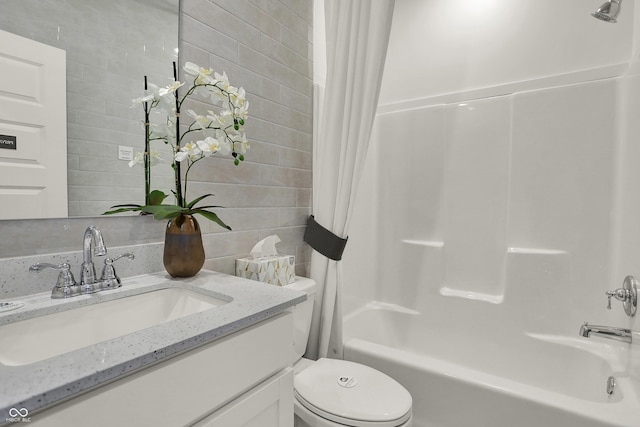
(141, 205, 186, 220)
(102, 204, 143, 215)
(149, 190, 169, 205)
(107, 203, 143, 209)
(186, 193, 214, 209)
(192, 209, 232, 230)
(102, 206, 142, 215)
(191, 205, 224, 210)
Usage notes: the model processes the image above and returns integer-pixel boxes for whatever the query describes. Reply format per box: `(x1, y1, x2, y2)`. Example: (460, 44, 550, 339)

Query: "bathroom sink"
(0, 287, 227, 366)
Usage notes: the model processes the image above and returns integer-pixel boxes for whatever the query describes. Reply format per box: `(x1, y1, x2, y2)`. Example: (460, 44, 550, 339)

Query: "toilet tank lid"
(286, 276, 317, 295)
(295, 358, 412, 425)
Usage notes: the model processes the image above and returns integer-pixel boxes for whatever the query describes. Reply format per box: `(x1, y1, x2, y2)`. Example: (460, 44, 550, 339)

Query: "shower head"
(592, 0, 622, 23)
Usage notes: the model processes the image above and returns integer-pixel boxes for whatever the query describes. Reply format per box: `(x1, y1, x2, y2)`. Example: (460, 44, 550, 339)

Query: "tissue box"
(235, 255, 296, 286)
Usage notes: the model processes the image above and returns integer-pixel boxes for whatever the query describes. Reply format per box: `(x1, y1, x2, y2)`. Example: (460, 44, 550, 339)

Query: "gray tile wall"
(0, 0, 313, 297)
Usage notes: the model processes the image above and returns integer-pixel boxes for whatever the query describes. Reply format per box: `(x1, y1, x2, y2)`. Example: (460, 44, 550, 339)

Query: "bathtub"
(343, 303, 640, 427)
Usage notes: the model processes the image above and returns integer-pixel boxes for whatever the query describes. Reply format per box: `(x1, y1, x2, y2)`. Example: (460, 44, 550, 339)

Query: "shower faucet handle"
(605, 275, 638, 317)
(606, 289, 627, 309)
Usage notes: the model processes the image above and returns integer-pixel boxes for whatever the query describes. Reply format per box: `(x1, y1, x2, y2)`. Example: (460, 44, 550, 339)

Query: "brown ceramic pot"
(163, 214, 205, 277)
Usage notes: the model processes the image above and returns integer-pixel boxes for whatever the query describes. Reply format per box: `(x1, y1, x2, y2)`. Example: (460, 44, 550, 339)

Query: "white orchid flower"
(131, 93, 154, 108)
(129, 152, 145, 168)
(175, 142, 202, 162)
(217, 135, 232, 155)
(131, 82, 163, 108)
(184, 62, 205, 76)
(235, 100, 249, 121)
(209, 87, 228, 106)
(229, 87, 246, 107)
(196, 137, 220, 157)
(149, 122, 169, 139)
(148, 150, 164, 166)
(159, 81, 185, 97)
(233, 133, 250, 154)
(213, 71, 230, 90)
(184, 62, 215, 85)
(212, 110, 234, 128)
(187, 109, 211, 130)
(129, 151, 164, 167)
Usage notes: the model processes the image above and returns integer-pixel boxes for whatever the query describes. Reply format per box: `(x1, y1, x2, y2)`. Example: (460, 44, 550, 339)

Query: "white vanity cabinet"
(31, 312, 294, 427)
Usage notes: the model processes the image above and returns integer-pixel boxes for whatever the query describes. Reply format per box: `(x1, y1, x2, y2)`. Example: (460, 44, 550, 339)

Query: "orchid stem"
(143, 75, 151, 206)
(172, 61, 184, 208)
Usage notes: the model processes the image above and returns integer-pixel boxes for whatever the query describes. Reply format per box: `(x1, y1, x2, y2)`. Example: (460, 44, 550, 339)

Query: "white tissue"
(237, 234, 295, 285)
(250, 235, 281, 258)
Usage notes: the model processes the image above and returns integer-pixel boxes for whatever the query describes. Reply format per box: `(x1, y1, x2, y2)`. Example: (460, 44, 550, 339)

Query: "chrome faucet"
(29, 226, 134, 298)
(579, 322, 632, 344)
(80, 226, 107, 292)
(606, 275, 638, 317)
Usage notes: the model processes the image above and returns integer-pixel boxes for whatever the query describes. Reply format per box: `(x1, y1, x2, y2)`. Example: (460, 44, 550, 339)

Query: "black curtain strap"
(303, 215, 348, 261)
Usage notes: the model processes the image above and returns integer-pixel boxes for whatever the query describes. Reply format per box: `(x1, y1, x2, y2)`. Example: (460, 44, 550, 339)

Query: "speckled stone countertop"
(0, 270, 306, 422)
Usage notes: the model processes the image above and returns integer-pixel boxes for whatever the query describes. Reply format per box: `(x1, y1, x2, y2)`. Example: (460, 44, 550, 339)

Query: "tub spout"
(579, 322, 632, 344)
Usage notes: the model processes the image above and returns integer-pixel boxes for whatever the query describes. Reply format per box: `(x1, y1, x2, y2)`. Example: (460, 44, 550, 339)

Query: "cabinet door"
(31, 313, 293, 426)
(194, 368, 293, 427)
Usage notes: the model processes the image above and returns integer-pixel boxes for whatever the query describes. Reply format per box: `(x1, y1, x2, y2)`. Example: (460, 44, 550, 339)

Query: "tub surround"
(342, 34, 640, 427)
(0, 270, 306, 421)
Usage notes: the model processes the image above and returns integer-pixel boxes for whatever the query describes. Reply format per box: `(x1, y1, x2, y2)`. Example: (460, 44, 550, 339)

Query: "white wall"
(380, 0, 633, 106)
(343, 0, 640, 334)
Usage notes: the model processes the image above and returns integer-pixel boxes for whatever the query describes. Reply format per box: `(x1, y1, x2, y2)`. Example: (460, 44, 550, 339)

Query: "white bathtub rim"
(344, 338, 640, 427)
(343, 301, 421, 322)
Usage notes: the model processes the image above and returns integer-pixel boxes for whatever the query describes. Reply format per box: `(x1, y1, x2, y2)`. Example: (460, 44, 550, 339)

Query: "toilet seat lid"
(294, 358, 412, 427)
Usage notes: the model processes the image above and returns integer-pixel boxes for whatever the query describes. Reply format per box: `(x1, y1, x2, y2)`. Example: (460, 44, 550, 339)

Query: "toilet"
(285, 278, 413, 427)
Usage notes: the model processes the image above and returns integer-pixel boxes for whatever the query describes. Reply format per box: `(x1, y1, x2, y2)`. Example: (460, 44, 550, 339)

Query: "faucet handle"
(29, 262, 80, 299)
(605, 276, 638, 317)
(100, 253, 134, 289)
(29, 262, 77, 286)
(606, 288, 627, 310)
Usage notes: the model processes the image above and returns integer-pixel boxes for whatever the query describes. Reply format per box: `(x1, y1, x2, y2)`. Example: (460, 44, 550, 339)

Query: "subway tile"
(181, 14, 239, 63)
(279, 146, 312, 169)
(257, 33, 312, 77)
(249, 0, 312, 42)
(212, 0, 282, 40)
(182, 0, 261, 48)
(280, 0, 313, 25)
(281, 84, 313, 115)
(259, 98, 313, 133)
(238, 44, 312, 96)
(278, 207, 311, 227)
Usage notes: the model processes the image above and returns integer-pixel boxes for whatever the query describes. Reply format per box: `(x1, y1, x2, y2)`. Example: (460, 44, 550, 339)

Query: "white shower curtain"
(307, 0, 395, 359)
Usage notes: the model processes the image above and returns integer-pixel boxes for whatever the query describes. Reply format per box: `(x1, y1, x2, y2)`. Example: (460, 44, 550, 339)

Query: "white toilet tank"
(284, 277, 317, 362)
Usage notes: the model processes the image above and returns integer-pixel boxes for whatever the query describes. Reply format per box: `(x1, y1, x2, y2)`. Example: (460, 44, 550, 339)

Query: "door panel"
(0, 29, 67, 219)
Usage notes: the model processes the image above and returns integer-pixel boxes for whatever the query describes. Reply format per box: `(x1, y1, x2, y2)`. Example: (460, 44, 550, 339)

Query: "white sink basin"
(0, 287, 227, 366)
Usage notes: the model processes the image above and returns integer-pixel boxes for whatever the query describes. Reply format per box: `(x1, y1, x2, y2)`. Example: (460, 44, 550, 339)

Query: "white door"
(0, 29, 67, 219)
